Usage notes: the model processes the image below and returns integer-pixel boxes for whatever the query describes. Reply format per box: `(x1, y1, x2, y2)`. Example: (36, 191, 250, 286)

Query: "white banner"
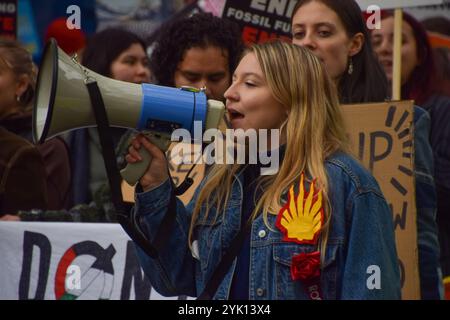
(356, 0, 443, 10)
(0, 222, 189, 300)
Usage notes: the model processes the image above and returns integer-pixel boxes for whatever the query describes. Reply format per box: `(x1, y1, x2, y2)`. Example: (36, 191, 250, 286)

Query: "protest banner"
(0, 222, 189, 300)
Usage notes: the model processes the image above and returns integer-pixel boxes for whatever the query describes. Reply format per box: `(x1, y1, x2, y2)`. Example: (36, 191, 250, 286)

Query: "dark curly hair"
(150, 12, 244, 87)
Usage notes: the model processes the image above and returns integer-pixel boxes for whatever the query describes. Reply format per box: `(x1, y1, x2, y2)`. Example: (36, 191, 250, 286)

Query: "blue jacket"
(133, 152, 401, 299)
(413, 106, 443, 299)
(419, 95, 450, 280)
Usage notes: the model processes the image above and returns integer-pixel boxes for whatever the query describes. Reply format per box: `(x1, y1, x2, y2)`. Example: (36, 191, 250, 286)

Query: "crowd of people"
(0, 0, 449, 300)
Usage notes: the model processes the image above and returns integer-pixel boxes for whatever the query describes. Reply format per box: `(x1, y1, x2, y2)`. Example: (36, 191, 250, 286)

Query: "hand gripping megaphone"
(33, 39, 225, 185)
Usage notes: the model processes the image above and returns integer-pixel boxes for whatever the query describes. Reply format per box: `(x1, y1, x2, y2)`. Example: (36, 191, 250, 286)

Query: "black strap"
(86, 81, 176, 258)
(0, 193, 3, 214)
(86, 82, 124, 212)
(197, 219, 253, 300)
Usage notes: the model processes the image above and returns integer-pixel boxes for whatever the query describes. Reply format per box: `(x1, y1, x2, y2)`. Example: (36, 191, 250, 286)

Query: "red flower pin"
(291, 250, 321, 281)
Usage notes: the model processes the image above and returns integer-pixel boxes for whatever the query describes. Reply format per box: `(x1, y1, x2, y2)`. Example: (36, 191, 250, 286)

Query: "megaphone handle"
(120, 133, 171, 186)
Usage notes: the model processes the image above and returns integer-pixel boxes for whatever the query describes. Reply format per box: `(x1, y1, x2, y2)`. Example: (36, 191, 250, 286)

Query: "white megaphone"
(33, 39, 225, 185)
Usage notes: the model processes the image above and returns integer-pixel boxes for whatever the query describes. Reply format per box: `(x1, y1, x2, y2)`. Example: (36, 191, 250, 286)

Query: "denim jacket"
(133, 152, 401, 300)
(413, 106, 443, 299)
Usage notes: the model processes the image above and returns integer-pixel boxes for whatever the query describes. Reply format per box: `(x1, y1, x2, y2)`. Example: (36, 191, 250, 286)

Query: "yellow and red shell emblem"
(275, 174, 324, 245)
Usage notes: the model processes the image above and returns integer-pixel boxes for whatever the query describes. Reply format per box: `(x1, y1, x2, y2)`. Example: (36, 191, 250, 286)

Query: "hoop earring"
(16, 95, 21, 103)
(348, 57, 354, 75)
(279, 118, 288, 141)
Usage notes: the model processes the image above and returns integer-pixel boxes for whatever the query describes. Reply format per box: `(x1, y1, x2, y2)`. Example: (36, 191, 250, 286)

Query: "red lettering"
(4, 17, 14, 31)
(279, 35, 291, 43)
(0, 17, 15, 31)
(257, 30, 278, 43)
(241, 26, 292, 45)
(242, 26, 258, 46)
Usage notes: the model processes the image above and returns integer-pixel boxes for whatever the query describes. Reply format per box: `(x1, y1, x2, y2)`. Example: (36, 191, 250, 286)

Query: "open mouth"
(380, 60, 393, 68)
(227, 108, 245, 121)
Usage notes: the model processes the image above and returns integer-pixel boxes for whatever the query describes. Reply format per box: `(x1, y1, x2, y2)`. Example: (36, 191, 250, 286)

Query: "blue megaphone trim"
(138, 84, 207, 135)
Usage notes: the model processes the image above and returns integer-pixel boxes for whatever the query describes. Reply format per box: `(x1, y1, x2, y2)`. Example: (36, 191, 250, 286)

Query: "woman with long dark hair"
(291, 0, 388, 104)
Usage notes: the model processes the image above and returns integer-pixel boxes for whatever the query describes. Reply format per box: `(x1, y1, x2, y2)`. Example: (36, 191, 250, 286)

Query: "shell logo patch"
(275, 174, 324, 245)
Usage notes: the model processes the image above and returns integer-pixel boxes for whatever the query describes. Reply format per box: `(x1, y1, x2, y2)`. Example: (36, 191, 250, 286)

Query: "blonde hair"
(188, 41, 350, 260)
(0, 39, 37, 109)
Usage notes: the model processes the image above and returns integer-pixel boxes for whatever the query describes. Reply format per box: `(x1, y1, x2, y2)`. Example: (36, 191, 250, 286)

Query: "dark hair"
(433, 47, 450, 97)
(0, 39, 36, 108)
(421, 16, 450, 37)
(396, 12, 438, 105)
(150, 12, 244, 87)
(292, 0, 389, 103)
(81, 28, 147, 77)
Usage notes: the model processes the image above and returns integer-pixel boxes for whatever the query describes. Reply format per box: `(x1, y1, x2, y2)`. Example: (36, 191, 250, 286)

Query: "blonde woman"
(0, 39, 70, 211)
(126, 41, 401, 299)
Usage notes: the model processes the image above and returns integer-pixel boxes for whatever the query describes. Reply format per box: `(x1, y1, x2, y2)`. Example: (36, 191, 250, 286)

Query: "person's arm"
(428, 99, 450, 193)
(2, 145, 48, 215)
(341, 191, 401, 299)
(430, 99, 450, 283)
(133, 179, 198, 297)
(126, 134, 198, 297)
(413, 107, 442, 299)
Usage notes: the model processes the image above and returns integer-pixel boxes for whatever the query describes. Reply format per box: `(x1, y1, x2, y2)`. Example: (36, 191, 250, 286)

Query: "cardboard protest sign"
(0, 0, 17, 39)
(167, 143, 206, 205)
(122, 142, 205, 206)
(341, 100, 420, 300)
(122, 116, 232, 206)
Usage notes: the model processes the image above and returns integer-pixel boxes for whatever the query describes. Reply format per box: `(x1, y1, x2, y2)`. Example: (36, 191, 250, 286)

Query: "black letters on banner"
(121, 241, 152, 300)
(19, 231, 52, 300)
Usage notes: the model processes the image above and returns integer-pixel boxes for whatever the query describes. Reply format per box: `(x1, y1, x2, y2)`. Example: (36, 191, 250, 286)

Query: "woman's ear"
(15, 74, 30, 98)
(349, 32, 365, 57)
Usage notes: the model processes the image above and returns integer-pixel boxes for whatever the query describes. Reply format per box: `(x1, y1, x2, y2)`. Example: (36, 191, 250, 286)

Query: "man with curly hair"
(150, 12, 244, 102)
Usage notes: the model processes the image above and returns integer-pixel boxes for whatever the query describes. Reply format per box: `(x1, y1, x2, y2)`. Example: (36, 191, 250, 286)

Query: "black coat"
(0, 126, 47, 215)
(0, 111, 71, 210)
(422, 94, 450, 276)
